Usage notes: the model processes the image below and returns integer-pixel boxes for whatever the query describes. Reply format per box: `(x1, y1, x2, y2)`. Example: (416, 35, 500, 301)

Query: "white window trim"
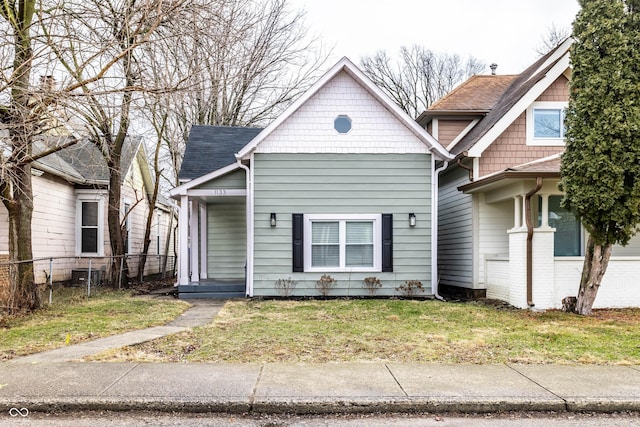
(303, 214, 381, 273)
(76, 190, 106, 256)
(526, 101, 567, 146)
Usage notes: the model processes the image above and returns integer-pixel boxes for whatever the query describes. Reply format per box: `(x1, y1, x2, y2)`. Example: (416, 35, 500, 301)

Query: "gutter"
(431, 158, 449, 301)
(236, 157, 253, 298)
(524, 177, 543, 307)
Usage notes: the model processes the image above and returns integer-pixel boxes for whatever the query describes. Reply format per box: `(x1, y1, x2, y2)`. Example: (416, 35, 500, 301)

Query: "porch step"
(178, 282, 246, 299)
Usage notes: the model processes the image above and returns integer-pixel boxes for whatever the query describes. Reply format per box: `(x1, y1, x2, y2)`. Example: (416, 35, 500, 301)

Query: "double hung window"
(76, 191, 105, 256)
(304, 214, 381, 272)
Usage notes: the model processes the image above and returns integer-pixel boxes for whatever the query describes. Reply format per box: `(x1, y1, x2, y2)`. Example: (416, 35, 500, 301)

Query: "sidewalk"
(2, 301, 640, 415)
(2, 362, 640, 414)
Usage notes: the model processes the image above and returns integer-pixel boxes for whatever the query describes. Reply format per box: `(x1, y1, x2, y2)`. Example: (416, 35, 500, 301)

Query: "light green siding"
(253, 153, 432, 297)
(207, 201, 246, 280)
(196, 169, 245, 190)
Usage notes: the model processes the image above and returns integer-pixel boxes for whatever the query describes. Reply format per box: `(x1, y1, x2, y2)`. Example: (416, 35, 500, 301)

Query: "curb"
(6, 397, 638, 416)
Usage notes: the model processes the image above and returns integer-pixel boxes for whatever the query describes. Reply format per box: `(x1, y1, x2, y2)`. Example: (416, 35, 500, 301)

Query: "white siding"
(256, 71, 430, 155)
(0, 204, 8, 254)
(478, 196, 512, 285)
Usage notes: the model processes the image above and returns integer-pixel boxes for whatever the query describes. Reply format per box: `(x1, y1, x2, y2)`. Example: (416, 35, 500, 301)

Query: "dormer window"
(527, 101, 567, 146)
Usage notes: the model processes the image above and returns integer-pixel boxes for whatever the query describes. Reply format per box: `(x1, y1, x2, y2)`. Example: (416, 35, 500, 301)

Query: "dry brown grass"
(90, 299, 640, 365)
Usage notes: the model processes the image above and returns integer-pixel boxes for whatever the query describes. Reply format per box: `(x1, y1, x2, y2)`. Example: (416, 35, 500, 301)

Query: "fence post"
(87, 258, 92, 297)
(119, 256, 124, 290)
(48, 258, 53, 304)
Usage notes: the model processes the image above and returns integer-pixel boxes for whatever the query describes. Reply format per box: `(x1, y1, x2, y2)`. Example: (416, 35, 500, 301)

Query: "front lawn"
(91, 299, 640, 364)
(0, 288, 189, 360)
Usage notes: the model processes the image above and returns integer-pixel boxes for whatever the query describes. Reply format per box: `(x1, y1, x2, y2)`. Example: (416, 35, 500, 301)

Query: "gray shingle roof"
(179, 125, 263, 181)
(34, 136, 143, 185)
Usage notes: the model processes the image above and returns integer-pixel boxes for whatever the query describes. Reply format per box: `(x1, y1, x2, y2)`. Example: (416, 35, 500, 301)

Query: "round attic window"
(334, 115, 352, 134)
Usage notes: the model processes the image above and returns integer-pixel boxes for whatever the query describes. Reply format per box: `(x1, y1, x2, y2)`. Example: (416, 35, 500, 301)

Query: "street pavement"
(1, 300, 640, 416)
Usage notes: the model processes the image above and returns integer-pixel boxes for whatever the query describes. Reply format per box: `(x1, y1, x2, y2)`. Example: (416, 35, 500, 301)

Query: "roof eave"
(459, 171, 560, 193)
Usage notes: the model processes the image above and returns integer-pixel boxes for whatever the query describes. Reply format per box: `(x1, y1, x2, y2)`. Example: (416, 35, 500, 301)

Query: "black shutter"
(292, 213, 304, 272)
(382, 214, 393, 272)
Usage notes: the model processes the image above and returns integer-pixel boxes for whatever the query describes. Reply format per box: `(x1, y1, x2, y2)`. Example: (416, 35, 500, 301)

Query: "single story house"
(171, 57, 452, 298)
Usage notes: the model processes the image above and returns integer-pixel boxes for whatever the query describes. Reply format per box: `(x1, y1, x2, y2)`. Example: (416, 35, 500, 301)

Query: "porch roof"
(459, 157, 561, 194)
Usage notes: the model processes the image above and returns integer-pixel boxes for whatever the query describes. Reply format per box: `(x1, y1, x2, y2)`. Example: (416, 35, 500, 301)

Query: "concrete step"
(179, 283, 245, 293)
(178, 282, 246, 299)
(179, 291, 246, 299)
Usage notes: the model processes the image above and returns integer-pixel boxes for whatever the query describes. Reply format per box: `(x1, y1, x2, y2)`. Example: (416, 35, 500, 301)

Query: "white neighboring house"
(0, 136, 177, 290)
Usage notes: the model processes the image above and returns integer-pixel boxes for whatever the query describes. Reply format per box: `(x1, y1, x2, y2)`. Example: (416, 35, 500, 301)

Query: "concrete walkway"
(2, 300, 640, 415)
(8, 300, 225, 363)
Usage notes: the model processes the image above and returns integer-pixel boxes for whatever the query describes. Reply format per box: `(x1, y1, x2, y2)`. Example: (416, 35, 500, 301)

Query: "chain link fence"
(0, 254, 176, 309)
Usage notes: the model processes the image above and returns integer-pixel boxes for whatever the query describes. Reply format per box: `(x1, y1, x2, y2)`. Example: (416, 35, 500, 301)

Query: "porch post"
(178, 195, 190, 286)
(540, 194, 550, 228)
(513, 196, 522, 229)
(190, 201, 200, 282)
(199, 203, 208, 279)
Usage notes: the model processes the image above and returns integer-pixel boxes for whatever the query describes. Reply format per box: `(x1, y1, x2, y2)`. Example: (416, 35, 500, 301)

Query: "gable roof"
(34, 136, 143, 185)
(179, 125, 263, 181)
(426, 38, 572, 158)
(421, 74, 518, 116)
(236, 57, 451, 161)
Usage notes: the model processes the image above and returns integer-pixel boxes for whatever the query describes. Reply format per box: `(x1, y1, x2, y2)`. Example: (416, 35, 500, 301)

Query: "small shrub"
(362, 276, 382, 296)
(274, 277, 297, 297)
(396, 280, 424, 297)
(315, 274, 337, 297)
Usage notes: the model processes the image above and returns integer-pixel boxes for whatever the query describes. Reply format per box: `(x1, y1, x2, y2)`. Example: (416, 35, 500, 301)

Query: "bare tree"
(360, 45, 486, 118)
(133, 0, 328, 277)
(45, 0, 191, 286)
(0, 1, 87, 311)
(536, 23, 571, 56)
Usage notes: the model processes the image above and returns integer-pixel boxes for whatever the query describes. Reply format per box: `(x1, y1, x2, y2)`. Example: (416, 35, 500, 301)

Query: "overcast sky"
(291, 0, 580, 75)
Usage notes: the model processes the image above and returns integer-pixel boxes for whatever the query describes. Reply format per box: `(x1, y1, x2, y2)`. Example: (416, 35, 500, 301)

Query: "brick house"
(420, 38, 640, 309)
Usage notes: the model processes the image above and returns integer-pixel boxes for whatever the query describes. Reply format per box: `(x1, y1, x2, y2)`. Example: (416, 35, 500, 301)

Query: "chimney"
(39, 75, 56, 92)
(490, 63, 498, 75)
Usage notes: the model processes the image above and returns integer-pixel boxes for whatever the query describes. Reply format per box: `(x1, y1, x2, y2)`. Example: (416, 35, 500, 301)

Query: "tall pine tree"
(561, 0, 640, 315)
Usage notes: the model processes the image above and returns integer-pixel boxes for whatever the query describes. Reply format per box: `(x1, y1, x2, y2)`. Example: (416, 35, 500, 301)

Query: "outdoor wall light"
(409, 213, 416, 227)
(270, 213, 277, 227)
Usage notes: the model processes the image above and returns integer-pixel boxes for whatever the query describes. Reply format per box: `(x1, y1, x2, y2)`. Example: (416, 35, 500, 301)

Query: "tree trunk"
(107, 152, 128, 288)
(3, 164, 38, 312)
(575, 234, 613, 315)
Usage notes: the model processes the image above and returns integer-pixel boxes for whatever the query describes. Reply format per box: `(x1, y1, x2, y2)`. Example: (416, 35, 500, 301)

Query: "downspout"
(525, 177, 543, 307)
(237, 158, 253, 297)
(431, 157, 449, 301)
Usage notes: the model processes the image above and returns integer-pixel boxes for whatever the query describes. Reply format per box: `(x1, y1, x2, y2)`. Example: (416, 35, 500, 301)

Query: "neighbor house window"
(539, 195, 582, 256)
(303, 214, 380, 272)
(527, 102, 567, 146)
(76, 191, 105, 256)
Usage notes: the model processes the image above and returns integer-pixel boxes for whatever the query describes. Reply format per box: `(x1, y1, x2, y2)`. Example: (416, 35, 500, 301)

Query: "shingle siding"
(256, 71, 431, 155)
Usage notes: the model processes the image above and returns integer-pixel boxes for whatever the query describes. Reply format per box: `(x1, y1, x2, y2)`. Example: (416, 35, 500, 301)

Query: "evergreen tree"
(561, 0, 640, 315)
